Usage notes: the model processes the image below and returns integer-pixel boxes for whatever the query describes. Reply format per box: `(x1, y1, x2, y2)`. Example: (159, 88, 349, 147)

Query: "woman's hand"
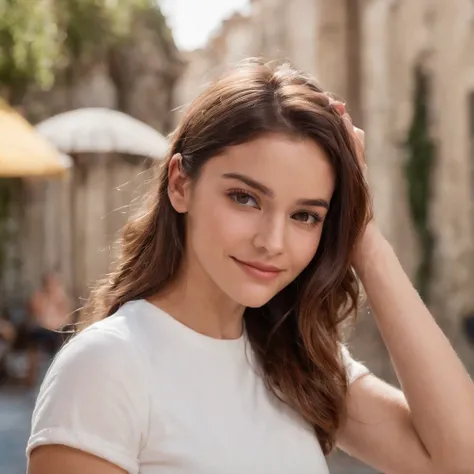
(329, 100, 380, 269)
(330, 100, 366, 175)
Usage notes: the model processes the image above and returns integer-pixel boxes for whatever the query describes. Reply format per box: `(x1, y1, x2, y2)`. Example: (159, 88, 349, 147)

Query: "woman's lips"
(232, 257, 283, 281)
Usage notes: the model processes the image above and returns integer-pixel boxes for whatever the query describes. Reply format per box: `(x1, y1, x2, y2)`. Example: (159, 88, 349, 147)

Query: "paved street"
(0, 387, 35, 474)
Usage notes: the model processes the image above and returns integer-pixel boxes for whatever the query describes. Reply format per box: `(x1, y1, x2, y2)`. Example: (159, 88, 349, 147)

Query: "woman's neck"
(149, 255, 245, 340)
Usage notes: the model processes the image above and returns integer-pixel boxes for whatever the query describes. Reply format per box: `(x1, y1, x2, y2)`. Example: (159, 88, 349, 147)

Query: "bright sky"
(160, 0, 250, 50)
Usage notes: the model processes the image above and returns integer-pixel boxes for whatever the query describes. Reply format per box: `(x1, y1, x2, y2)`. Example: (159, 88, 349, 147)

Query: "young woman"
(27, 60, 474, 474)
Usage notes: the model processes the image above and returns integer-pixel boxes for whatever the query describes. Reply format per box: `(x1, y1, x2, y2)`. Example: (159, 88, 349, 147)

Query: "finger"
(328, 98, 366, 158)
(354, 127, 364, 147)
(352, 127, 366, 171)
(342, 112, 352, 123)
(326, 95, 347, 116)
(341, 113, 354, 137)
(333, 102, 346, 116)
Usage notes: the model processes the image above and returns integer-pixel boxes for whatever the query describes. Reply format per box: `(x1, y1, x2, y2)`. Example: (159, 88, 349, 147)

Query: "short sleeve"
(340, 344, 370, 384)
(26, 326, 149, 474)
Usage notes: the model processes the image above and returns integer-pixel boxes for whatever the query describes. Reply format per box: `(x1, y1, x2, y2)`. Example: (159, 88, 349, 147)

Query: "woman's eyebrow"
(222, 172, 329, 209)
(222, 172, 273, 197)
(296, 198, 329, 209)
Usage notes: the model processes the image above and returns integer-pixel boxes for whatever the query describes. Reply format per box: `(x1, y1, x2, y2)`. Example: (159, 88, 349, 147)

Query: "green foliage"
(0, 0, 154, 91)
(61, 0, 153, 57)
(0, 0, 60, 90)
(404, 67, 436, 301)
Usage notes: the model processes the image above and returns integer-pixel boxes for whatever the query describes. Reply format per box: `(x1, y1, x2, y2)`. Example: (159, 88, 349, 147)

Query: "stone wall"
(428, 0, 474, 345)
(357, 0, 474, 370)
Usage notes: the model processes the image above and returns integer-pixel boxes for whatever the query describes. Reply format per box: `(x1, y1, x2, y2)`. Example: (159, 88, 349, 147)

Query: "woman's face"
(170, 133, 335, 308)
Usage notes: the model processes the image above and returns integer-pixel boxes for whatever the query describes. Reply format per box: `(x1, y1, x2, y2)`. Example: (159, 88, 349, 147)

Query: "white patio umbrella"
(35, 108, 169, 159)
(58, 152, 74, 169)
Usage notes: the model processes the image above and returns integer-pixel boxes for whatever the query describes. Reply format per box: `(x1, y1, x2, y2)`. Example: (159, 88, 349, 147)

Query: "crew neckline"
(129, 299, 247, 352)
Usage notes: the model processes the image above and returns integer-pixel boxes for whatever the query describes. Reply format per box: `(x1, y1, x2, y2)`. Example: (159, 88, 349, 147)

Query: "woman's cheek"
(288, 228, 322, 272)
(209, 201, 258, 239)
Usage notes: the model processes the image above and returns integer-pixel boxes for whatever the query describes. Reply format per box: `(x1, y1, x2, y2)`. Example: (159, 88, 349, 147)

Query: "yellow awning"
(0, 99, 68, 177)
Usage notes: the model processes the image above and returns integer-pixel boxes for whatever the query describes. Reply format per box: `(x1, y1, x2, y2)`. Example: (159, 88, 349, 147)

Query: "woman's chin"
(225, 284, 278, 309)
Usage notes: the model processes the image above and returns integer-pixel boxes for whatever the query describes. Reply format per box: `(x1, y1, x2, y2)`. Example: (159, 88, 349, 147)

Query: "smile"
(231, 257, 283, 281)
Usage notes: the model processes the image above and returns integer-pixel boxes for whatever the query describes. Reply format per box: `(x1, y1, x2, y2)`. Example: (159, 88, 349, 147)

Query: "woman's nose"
(252, 214, 286, 256)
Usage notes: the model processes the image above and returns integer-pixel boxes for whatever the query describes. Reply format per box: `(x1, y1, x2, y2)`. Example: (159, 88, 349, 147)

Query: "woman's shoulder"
(29, 301, 152, 473)
(49, 300, 152, 379)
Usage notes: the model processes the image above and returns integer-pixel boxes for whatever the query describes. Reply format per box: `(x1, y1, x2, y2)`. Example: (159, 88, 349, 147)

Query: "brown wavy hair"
(87, 59, 371, 454)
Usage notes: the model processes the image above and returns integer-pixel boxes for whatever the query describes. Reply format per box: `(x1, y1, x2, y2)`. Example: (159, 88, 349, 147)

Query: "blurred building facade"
(174, 0, 474, 377)
(1, 10, 183, 314)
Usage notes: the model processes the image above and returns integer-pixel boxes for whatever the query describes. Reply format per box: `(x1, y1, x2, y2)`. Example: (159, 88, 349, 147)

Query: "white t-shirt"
(27, 299, 368, 474)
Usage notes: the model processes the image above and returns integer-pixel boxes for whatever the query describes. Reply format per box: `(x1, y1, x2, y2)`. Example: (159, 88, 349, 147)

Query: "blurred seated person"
(0, 311, 16, 346)
(0, 310, 17, 383)
(25, 272, 72, 386)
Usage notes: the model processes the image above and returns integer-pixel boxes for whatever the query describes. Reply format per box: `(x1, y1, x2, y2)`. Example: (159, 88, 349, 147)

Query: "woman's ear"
(168, 153, 191, 213)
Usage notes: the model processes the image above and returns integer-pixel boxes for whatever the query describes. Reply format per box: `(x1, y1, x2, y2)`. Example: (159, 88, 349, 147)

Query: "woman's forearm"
(353, 223, 474, 466)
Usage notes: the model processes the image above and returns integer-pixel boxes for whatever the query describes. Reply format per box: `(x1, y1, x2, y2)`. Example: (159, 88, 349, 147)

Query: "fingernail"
(333, 103, 346, 116)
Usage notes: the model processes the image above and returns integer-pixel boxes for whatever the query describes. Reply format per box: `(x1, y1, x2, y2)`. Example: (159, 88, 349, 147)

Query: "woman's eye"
(292, 212, 322, 226)
(230, 192, 258, 208)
